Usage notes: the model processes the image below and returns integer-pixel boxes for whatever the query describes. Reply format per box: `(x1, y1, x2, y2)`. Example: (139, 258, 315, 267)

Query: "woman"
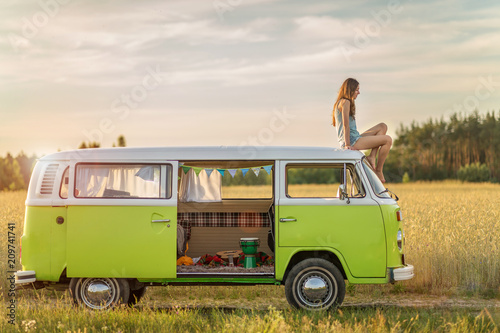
(333, 78, 392, 183)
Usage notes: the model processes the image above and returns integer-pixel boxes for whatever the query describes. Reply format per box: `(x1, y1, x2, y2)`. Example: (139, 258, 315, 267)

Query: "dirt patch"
(343, 294, 500, 311)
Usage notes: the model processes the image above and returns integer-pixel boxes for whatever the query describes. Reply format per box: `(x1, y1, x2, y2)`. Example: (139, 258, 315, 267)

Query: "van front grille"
(40, 164, 59, 195)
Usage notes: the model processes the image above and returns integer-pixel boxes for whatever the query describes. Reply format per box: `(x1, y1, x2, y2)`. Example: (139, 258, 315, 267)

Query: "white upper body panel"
(27, 146, 372, 206)
(39, 146, 364, 162)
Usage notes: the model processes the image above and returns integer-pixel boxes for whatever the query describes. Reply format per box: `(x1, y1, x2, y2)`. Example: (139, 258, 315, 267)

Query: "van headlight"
(397, 230, 403, 250)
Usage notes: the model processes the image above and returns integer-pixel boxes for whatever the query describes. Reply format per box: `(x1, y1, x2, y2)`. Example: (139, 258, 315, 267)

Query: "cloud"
(160, 45, 348, 86)
(293, 16, 361, 40)
(0, 0, 280, 88)
(162, 18, 274, 44)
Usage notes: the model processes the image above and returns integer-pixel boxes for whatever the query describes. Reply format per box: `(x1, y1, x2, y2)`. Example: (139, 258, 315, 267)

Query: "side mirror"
(338, 163, 351, 204)
(338, 184, 350, 204)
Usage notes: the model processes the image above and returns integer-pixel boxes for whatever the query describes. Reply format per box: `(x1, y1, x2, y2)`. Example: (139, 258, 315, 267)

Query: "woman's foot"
(375, 170, 386, 183)
(366, 156, 376, 170)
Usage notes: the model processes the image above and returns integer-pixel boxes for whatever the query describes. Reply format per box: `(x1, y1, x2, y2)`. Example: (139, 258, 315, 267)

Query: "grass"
(3, 295, 499, 332)
(1, 182, 500, 332)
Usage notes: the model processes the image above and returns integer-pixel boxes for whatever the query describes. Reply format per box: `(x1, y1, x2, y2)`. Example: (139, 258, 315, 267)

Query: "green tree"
(457, 163, 490, 182)
(16, 152, 37, 187)
(385, 110, 499, 182)
(0, 154, 25, 190)
(79, 141, 101, 149)
(116, 135, 126, 147)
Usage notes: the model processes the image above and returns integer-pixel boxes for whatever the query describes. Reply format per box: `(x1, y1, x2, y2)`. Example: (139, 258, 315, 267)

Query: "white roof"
(40, 146, 364, 162)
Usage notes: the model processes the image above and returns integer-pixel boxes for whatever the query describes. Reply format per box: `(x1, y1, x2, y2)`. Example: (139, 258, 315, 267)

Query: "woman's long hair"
(332, 78, 359, 126)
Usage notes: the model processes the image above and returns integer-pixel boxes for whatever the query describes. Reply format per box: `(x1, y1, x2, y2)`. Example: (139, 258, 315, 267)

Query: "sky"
(1, 0, 500, 157)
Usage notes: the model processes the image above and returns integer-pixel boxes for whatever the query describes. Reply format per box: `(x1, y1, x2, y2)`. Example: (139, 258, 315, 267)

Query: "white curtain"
(107, 166, 159, 197)
(76, 166, 109, 197)
(76, 165, 160, 198)
(178, 168, 222, 202)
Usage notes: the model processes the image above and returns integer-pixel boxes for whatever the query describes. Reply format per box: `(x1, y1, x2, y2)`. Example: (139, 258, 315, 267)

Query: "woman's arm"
(340, 99, 351, 148)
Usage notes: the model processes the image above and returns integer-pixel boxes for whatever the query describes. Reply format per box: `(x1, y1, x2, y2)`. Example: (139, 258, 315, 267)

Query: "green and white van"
(15, 146, 413, 310)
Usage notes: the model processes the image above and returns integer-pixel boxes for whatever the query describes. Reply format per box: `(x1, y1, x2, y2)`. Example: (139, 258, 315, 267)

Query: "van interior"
(176, 160, 275, 276)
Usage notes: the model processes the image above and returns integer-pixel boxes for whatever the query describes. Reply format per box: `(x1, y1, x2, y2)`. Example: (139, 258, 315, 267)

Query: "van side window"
(75, 164, 171, 199)
(59, 167, 70, 199)
(286, 164, 365, 198)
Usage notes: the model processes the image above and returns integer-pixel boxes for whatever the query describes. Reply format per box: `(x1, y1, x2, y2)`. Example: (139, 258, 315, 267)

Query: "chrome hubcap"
(297, 270, 337, 309)
(80, 278, 117, 310)
(302, 276, 328, 301)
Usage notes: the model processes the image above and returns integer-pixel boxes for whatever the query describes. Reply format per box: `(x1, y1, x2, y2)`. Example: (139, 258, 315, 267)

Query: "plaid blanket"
(178, 212, 271, 240)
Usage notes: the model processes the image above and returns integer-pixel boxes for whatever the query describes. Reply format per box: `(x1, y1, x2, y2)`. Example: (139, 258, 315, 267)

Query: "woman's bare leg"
(352, 134, 392, 182)
(360, 123, 388, 170)
(361, 123, 388, 136)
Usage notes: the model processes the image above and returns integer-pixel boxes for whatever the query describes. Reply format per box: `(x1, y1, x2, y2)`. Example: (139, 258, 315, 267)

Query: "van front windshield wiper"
(379, 188, 399, 201)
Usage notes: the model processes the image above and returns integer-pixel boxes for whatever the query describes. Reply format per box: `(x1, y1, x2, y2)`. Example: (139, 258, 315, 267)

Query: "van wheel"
(128, 286, 147, 306)
(69, 277, 130, 310)
(285, 258, 345, 310)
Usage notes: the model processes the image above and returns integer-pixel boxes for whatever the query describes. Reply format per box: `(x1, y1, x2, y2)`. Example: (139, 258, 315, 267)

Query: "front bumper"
(388, 264, 414, 282)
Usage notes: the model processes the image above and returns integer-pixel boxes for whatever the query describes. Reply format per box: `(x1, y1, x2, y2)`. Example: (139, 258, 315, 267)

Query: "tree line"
(0, 114, 498, 191)
(384, 111, 499, 182)
(0, 135, 127, 191)
(0, 153, 37, 191)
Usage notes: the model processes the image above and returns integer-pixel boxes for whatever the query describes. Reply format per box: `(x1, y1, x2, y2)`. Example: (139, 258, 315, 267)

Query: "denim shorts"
(340, 133, 361, 149)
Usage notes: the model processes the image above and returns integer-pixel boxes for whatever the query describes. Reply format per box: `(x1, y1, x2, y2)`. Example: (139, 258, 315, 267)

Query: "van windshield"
(362, 159, 391, 198)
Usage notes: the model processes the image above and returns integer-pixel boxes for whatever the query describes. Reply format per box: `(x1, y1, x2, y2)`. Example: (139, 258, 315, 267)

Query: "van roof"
(40, 146, 365, 162)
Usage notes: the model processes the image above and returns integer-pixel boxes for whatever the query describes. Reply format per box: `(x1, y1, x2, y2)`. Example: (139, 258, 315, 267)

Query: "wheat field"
(224, 181, 500, 296)
(1, 183, 499, 296)
(392, 182, 499, 296)
(1, 182, 499, 332)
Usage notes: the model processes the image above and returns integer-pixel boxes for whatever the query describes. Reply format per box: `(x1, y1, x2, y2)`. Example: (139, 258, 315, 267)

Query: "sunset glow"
(1, 0, 500, 156)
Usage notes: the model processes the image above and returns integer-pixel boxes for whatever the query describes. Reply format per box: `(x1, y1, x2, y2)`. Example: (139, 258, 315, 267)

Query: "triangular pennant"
(252, 167, 261, 177)
(263, 165, 272, 175)
(182, 166, 190, 174)
(241, 168, 249, 177)
(228, 169, 237, 178)
(217, 169, 225, 176)
(193, 167, 202, 176)
(205, 169, 214, 178)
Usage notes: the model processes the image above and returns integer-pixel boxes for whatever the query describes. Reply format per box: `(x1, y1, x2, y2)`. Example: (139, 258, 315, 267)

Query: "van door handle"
(152, 219, 170, 223)
(280, 218, 297, 222)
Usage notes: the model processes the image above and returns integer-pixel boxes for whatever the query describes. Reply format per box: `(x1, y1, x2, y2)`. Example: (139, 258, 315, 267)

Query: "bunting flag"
(263, 165, 272, 175)
(180, 165, 273, 178)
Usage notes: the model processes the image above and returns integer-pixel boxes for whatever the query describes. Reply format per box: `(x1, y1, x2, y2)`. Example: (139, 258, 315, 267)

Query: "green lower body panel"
(21, 206, 67, 282)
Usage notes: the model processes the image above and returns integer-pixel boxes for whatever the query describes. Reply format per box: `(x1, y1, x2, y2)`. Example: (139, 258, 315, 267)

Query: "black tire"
(128, 286, 147, 306)
(285, 258, 345, 310)
(69, 277, 130, 310)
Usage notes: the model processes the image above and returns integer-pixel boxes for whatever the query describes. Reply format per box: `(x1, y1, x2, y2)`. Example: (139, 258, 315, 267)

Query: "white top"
(39, 146, 363, 162)
(26, 146, 368, 207)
